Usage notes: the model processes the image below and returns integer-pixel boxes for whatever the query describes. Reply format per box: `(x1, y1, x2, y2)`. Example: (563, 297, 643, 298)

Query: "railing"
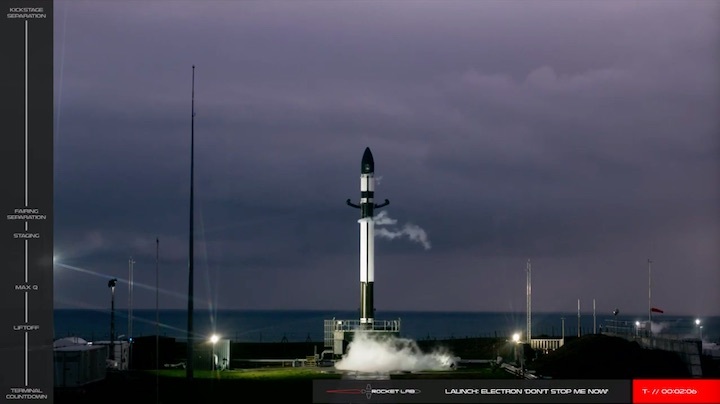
(331, 319, 401, 332)
(602, 319, 640, 337)
(602, 319, 706, 341)
(324, 318, 402, 347)
(530, 338, 564, 352)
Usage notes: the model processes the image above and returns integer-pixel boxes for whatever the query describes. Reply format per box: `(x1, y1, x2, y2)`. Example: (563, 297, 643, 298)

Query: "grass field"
(149, 367, 342, 380)
(149, 365, 513, 380)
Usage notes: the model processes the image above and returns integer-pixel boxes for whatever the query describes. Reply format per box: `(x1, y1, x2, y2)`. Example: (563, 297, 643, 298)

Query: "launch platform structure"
(323, 318, 401, 357)
(324, 147, 401, 357)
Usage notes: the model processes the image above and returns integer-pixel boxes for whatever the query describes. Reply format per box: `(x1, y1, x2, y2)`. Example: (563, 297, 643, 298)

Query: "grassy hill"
(530, 334, 690, 378)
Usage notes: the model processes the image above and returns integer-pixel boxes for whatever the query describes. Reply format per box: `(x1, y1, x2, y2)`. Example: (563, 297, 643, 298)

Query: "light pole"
(612, 308, 619, 335)
(128, 257, 135, 370)
(108, 278, 118, 362)
(512, 332, 523, 377)
(210, 334, 219, 371)
(695, 319, 702, 340)
(128, 257, 135, 341)
(635, 321, 640, 337)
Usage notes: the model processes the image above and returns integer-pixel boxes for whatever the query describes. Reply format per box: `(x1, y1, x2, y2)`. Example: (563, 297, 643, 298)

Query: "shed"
(54, 338, 108, 388)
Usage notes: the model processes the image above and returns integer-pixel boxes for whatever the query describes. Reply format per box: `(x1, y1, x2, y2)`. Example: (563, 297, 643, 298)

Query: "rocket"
(347, 147, 389, 329)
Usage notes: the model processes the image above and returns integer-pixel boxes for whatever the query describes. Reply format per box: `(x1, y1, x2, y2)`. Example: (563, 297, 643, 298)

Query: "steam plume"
(374, 211, 431, 250)
(334, 332, 457, 372)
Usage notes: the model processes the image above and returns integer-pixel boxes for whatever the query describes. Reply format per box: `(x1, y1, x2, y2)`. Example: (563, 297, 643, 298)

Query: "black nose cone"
(361, 147, 374, 174)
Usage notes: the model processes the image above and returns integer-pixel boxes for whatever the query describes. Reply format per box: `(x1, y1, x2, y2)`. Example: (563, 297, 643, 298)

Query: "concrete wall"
(638, 336, 702, 377)
(610, 333, 702, 377)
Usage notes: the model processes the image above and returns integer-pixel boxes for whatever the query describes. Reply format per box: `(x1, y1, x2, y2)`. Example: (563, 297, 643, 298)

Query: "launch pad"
(323, 318, 401, 357)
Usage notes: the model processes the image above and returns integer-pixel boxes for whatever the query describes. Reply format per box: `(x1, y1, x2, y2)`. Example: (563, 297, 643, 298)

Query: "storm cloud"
(53, 0, 719, 316)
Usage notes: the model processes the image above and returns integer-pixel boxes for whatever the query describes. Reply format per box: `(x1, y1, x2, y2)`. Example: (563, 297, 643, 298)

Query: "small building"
(193, 338, 230, 370)
(91, 340, 130, 370)
(54, 337, 108, 388)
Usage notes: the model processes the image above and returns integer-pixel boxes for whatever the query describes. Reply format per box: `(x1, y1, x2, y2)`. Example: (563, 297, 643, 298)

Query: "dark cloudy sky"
(52, 0, 720, 317)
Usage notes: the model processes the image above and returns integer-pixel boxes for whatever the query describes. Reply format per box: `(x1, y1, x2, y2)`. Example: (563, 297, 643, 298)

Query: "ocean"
(54, 309, 719, 344)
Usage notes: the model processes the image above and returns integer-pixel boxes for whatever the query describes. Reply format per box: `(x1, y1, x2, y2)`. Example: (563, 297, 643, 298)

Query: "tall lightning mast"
(186, 65, 196, 381)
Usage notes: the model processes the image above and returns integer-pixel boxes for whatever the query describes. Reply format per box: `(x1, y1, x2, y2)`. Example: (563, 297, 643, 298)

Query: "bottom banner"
(313, 379, 631, 403)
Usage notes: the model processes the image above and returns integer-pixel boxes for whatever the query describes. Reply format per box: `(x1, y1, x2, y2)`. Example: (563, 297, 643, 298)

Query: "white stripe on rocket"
(360, 175, 374, 191)
(358, 217, 375, 283)
(368, 219, 374, 282)
(359, 218, 368, 283)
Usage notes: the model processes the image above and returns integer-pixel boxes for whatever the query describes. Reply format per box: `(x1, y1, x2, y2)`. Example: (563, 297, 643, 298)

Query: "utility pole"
(593, 298, 596, 334)
(577, 299, 581, 337)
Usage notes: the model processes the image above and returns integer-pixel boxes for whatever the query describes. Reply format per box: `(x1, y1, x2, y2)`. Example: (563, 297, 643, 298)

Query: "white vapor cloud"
(334, 332, 457, 372)
(374, 211, 432, 250)
(374, 210, 397, 226)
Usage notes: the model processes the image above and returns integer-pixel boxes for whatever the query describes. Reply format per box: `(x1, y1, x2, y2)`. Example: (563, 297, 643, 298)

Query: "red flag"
(651, 307, 664, 313)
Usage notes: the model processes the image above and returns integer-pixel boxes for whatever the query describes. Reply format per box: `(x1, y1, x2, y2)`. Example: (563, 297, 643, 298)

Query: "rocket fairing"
(347, 147, 389, 329)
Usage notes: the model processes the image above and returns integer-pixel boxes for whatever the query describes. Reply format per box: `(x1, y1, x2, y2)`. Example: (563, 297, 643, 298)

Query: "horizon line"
(53, 307, 719, 317)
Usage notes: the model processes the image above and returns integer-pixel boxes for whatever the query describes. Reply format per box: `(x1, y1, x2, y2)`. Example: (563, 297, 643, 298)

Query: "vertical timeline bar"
(25, 19, 28, 206)
(24, 332, 28, 386)
(0, 1, 55, 401)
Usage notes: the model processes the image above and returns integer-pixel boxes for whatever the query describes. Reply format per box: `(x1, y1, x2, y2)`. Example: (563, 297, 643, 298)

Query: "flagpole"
(648, 258, 652, 325)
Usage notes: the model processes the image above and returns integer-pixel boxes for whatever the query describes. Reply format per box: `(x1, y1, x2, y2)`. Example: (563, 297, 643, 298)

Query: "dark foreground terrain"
(532, 334, 693, 378)
(55, 367, 514, 404)
(56, 335, 718, 403)
(57, 371, 317, 403)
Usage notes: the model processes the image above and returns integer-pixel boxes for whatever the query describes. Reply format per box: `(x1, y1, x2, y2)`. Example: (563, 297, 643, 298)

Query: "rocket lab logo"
(326, 383, 422, 400)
